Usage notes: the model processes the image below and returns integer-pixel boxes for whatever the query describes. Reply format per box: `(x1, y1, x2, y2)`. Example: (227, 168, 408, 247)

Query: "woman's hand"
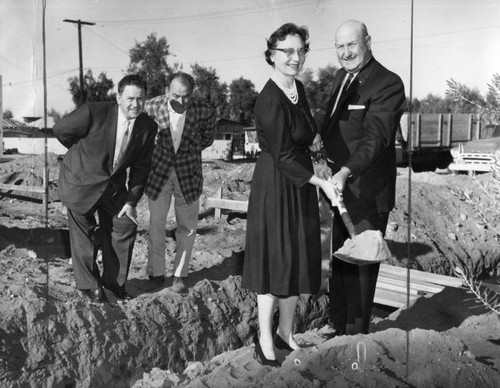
(309, 174, 342, 207)
(309, 133, 323, 152)
(313, 163, 332, 180)
(320, 179, 342, 207)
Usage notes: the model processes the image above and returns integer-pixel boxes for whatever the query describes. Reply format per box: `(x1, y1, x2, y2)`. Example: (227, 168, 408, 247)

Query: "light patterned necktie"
(116, 120, 130, 164)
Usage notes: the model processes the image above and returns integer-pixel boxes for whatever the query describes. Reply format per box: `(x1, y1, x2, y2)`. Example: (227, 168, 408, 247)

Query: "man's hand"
(321, 180, 343, 208)
(330, 166, 351, 193)
(118, 203, 138, 225)
(309, 133, 323, 152)
(313, 163, 332, 180)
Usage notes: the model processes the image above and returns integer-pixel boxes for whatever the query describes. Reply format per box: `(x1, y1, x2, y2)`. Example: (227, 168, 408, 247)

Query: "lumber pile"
(375, 264, 463, 308)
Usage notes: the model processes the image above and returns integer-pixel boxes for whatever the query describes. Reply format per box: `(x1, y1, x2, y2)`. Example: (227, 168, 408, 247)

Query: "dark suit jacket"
(143, 95, 216, 204)
(320, 58, 405, 217)
(53, 102, 158, 214)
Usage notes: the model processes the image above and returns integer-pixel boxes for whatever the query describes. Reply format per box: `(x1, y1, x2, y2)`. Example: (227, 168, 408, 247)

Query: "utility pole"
(0, 75, 3, 156)
(63, 19, 95, 104)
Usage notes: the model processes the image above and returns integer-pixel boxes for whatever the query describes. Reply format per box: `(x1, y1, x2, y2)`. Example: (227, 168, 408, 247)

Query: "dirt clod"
(0, 155, 499, 387)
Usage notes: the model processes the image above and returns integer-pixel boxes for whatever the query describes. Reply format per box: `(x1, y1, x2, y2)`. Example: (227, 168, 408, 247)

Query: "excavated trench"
(1, 250, 330, 387)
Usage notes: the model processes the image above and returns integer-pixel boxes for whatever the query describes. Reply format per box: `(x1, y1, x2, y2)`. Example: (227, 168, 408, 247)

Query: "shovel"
(332, 199, 391, 266)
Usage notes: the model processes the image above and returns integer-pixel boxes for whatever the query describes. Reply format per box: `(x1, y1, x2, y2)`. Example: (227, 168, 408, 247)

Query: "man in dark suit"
(320, 20, 406, 334)
(144, 72, 216, 292)
(54, 74, 158, 302)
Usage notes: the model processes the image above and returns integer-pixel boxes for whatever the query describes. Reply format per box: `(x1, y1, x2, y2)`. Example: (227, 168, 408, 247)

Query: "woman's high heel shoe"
(254, 335, 281, 367)
(273, 333, 295, 352)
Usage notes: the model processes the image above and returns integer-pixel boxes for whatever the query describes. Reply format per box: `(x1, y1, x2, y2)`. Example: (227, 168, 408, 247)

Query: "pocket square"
(348, 104, 365, 110)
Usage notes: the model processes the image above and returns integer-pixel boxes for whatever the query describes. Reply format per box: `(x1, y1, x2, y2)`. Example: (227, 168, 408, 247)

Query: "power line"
(91, 0, 307, 25)
(2, 68, 80, 87)
(84, 26, 130, 55)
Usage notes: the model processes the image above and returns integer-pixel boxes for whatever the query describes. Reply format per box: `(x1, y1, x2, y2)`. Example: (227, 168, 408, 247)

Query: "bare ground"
(0, 154, 499, 387)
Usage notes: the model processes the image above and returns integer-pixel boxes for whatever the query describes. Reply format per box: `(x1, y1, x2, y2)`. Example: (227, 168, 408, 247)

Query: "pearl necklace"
(272, 76, 298, 104)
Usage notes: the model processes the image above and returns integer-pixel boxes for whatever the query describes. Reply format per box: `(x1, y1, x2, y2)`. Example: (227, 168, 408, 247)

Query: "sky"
(1, 0, 499, 120)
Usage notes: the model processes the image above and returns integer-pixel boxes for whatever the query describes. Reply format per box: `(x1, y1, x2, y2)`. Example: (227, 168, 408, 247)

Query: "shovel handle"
(337, 199, 357, 239)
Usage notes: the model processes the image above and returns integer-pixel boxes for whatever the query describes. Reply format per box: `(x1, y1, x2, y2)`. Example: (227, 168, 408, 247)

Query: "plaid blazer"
(144, 95, 216, 203)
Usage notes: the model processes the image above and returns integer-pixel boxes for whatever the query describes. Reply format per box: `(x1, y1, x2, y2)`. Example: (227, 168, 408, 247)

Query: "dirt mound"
(180, 314, 499, 388)
(0, 156, 499, 387)
(388, 169, 500, 278)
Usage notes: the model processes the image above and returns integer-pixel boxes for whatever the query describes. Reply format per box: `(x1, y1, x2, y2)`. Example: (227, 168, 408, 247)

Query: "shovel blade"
(333, 230, 391, 266)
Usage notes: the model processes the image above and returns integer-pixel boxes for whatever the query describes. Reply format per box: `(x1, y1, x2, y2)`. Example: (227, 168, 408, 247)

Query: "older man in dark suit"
(54, 74, 158, 302)
(145, 72, 216, 292)
(320, 20, 406, 335)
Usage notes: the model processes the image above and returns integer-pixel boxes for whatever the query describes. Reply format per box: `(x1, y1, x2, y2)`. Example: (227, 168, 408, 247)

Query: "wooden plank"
(377, 276, 444, 295)
(373, 264, 463, 308)
(415, 114, 421, 148)
(374, 288, 418, 309)
(0, 183, 45, 194)
(206, 188, 249, 219)
(467, 114, 473, 141)
(205, 198, 248, 212)
(376, 280, 421, 296)
(379, 268, 462, 288)
(437, 114, 443, 146)
(214, 187, 222, 219)
(380, 264, 463, 288)
(446, 113, 453, 146)
(378, 273, 446, 293)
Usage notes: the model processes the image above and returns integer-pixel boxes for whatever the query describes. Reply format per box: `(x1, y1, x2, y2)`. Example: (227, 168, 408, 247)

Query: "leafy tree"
(299, 64, 338, 112)
(298, 64, 339, 128)
(413, 93, 451, 114)
(68, 69, 115, 107)
(191, 63, 228, 116)
(314, 64, 339, 107)
(486, 89, 500, 112)
(228, 77, 258, 125)
(2, 109, 13, 119)
(127, 33, 172, 98)
(447, 75, 500, 125)
(411, 85, 487, 116)
(445, 73, 500, 314)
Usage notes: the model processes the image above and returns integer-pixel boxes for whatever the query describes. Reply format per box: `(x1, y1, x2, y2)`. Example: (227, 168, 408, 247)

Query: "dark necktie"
(330, 73, 355, 117)
(342, 73, 354, 93)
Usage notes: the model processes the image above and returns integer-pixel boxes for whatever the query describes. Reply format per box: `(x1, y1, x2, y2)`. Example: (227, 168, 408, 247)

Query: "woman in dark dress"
(242, 23, 339, 366)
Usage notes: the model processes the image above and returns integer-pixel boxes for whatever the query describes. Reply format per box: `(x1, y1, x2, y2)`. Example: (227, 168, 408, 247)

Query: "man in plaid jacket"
(144, 72, 216, 292)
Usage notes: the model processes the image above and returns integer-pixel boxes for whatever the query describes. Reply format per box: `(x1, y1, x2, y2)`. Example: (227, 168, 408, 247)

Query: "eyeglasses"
(272, 47, 308, 58)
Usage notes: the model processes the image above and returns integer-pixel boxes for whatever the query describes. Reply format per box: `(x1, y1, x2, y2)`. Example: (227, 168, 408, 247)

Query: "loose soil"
(0, 154, 499, 387)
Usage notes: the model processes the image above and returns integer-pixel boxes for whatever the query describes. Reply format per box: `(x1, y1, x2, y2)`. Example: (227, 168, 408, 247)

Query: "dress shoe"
(148, 275, 165, 287)
(171, 276, 187, 293)
(103, 283, 133, 300)
(274, 333, 295, 352)
(81, 287, 108, 304)
(253, 334, 281, 368)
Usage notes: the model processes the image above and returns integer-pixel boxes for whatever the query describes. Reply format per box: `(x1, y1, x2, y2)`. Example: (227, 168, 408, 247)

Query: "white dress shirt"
(113, 110, 136, 167)
(168, 101, 187, 153)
